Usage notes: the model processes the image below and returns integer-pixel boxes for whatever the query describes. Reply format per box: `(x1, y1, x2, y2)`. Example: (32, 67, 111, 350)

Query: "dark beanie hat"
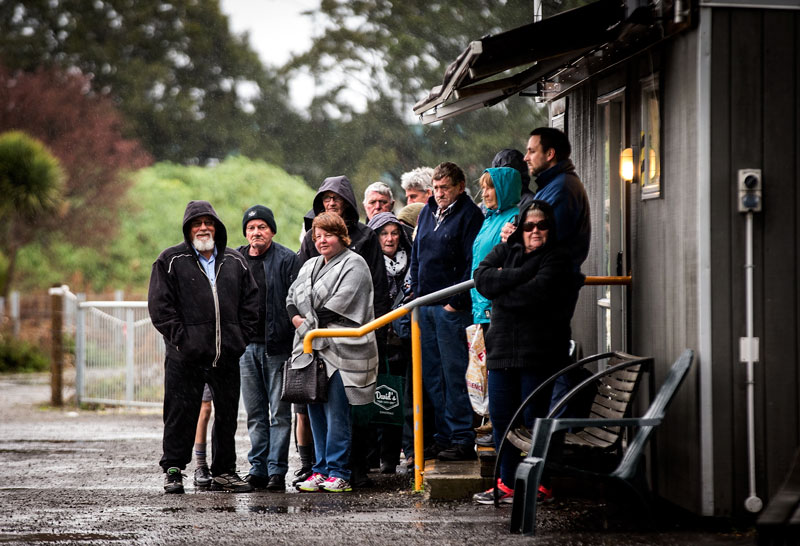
(242, 205, 277, 236)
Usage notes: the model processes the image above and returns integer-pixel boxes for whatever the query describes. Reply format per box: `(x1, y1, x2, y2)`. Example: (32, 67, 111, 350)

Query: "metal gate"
(76, 301, 164, 407)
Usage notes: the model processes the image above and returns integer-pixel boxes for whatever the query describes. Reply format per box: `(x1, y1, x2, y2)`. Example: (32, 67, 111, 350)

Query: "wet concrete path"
(0, 375, 755, 545)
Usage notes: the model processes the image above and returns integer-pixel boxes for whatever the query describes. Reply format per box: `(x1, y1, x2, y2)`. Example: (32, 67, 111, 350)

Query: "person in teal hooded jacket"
(471, 167, 522, 325)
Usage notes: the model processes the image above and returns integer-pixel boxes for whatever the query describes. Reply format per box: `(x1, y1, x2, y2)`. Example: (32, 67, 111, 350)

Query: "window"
(640, 74, 661, 199)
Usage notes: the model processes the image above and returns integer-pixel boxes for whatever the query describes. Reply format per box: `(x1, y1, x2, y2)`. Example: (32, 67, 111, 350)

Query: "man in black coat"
(237, 205, 300, 492)
(148, 200, 258, 494)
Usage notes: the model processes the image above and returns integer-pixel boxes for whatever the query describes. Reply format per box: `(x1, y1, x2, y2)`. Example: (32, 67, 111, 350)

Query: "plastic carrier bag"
(465, 323, 489, 416)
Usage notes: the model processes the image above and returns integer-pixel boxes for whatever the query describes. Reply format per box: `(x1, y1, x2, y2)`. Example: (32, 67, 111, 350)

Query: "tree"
(0, 65, 150, 294)
(0, 0, 301, 164)
(288, 1, 547, 190)
(13, 157, 317, 294)
(0, 131, 65, 297)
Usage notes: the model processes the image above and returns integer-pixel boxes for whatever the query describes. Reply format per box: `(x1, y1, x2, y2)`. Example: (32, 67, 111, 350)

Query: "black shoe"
(193, 466, 212, 488)
(210, 472, 254, 493)
(292, 466, 313, 486)
(267, 474, 286, 492)
(437, 443, 477, 461)
(243, 473, 270, 490)
(423, 443, 446, 460)
(379, 462, 398, 474)
(164, 467, 185, 494)
(350, 471, 374, 488)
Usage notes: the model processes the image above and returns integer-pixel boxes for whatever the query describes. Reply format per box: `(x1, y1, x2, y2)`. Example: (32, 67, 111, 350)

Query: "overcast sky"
(219, 0, 318, 109)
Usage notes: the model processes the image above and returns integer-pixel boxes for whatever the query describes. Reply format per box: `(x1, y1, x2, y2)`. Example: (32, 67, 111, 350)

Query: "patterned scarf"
(383, 249, 408, 300)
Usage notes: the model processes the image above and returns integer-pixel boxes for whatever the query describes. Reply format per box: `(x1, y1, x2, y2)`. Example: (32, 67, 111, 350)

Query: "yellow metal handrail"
(301, 275, 631, 492)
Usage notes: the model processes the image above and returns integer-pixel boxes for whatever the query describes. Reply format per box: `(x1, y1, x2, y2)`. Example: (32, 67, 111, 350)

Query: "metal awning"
(413, 0, 692, 124)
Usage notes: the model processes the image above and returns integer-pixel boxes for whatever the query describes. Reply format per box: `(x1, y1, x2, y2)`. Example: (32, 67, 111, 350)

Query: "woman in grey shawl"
(287, 212, 378, 493)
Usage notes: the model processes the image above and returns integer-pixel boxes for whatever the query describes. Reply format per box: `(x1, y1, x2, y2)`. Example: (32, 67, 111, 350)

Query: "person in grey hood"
(298, 176, 390, 316)
(148, 200, 258, 495)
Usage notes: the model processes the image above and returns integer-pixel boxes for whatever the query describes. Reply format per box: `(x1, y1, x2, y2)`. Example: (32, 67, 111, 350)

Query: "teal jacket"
(471, 167, 522, 324)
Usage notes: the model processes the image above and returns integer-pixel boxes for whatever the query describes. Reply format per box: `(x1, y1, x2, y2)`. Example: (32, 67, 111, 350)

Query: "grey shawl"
(286, 248, 378, 405)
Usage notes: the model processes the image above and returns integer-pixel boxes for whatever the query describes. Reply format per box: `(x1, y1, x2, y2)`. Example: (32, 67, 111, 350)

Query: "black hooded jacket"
(148, 200, 258, 367)
(473, 201, 583, 371)
(298, 175, 391, 318)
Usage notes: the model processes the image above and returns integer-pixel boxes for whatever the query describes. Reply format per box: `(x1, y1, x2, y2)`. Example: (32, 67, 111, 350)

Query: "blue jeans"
(239, 344, 291, 478)
(308, 370, 352, 481)
(417, 305, 475, 447)
(489, 367, 554, 486)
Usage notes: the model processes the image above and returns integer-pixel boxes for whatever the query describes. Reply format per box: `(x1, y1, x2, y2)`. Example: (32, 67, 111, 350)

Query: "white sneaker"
(321, 476, 352, 493)
(297, 472, 326, 492)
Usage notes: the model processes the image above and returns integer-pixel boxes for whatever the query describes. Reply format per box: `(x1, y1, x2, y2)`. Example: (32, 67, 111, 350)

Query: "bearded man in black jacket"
(148, 200, 258, 495)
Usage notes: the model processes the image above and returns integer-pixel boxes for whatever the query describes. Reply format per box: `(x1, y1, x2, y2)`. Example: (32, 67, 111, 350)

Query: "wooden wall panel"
(759, 9, 800, 500)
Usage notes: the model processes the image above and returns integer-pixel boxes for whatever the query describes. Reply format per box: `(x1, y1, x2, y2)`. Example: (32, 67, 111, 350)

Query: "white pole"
(743, 211, 762, 513)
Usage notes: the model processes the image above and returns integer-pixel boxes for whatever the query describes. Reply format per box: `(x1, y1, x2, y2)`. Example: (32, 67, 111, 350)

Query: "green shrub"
(0, 335, 50, 373)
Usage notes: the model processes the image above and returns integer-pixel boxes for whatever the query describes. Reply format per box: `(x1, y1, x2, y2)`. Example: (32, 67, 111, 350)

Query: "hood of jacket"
(483, 167, 522, 216)
(312, 175, 360, 226)
(367, 211, 412, 253)
(508, 200, 558, 250)
(491, 148, 531, 190)
(182, 200, 228, 251)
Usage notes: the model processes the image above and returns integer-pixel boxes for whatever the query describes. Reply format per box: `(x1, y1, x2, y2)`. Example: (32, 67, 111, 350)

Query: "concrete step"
(422, 458, 493, 500)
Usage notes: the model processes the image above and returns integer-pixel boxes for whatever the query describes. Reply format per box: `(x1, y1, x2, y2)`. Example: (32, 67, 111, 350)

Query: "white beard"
(193, 235, 215, 252)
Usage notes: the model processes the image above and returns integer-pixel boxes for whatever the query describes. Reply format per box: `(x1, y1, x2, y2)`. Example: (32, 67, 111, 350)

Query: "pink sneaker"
(321, 476, 352, 493)
(297, 472, 326, 492)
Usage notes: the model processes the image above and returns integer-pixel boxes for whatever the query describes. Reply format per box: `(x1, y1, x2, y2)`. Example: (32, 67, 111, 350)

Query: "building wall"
(709, 7, 800, 517)
(562, 6, 800, 518)
(564, 33, 705, 514)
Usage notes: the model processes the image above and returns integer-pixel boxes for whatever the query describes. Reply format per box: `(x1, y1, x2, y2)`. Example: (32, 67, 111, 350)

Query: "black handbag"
(280, 353, 329, 404)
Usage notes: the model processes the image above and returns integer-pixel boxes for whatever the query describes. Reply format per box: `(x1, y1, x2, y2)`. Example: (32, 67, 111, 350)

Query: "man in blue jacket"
(409, 162, 484, 461)
(237, 205, 300, 492)
(523, 127, 590, 271)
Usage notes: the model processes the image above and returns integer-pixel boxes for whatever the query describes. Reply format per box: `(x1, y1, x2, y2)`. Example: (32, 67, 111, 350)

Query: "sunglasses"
(521, 220, 550, 232)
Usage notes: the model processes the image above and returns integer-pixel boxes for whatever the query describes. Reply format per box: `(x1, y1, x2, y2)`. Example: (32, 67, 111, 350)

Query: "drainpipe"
(738, 168, 763, 513)
(742, 210, 762, 513)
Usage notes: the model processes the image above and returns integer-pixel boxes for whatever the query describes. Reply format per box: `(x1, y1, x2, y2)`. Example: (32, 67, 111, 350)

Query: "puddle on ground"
(0, 532, 126, 542)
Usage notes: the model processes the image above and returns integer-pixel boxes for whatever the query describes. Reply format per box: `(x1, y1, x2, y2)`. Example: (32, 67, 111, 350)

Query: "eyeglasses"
(191, 219, 215, 228)
(521, 220, 550, 232)
(322, 194, 343, 203)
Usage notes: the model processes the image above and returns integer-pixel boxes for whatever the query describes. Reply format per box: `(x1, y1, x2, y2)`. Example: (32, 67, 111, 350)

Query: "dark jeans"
(160, 357, 241, 476)
(417, 305, 476, 447)
(489, 367, 555, 486)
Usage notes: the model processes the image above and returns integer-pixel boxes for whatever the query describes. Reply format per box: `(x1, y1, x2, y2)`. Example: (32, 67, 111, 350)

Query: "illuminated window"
(640, 74, 661, 199)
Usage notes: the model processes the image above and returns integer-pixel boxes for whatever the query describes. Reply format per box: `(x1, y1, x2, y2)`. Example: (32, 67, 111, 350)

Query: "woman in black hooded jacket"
(472, 200, 582, 504)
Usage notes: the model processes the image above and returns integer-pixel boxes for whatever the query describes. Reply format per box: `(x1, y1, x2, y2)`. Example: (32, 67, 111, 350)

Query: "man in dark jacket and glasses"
(148, 200, 258, 494)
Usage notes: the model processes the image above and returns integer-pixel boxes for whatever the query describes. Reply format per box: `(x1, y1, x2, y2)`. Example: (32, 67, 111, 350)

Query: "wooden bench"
(503, 351, 654, 470)
(509, 348, 695, 535)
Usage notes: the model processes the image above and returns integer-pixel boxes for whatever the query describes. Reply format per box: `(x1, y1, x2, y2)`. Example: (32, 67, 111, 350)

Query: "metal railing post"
(411, 308, 424, 492)
(76, 300, 86, 406)
(125, 307, 135, 404)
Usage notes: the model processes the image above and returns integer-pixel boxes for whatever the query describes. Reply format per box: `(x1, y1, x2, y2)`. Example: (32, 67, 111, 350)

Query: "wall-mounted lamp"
(620, 147, 634, 182)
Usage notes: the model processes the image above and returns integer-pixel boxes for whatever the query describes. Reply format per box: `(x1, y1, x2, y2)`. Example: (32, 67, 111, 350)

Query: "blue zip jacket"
(532, 159, 591, 270)
(410, 191, 484, 311)
(470, 167, 521, 324)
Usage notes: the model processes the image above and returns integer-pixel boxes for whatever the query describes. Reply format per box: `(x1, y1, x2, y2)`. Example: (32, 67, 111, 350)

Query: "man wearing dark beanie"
(237, 204, 300, 492)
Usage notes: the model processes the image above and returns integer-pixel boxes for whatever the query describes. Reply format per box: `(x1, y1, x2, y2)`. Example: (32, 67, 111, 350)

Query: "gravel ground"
(0, 374, 757, 545)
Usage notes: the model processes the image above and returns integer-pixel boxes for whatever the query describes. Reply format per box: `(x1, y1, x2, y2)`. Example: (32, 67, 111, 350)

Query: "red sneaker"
(537, 484, 554, 503)
(473, 479, 514, 505)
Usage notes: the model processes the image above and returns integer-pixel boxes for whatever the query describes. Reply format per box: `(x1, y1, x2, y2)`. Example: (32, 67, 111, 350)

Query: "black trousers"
(159, 357, 241, 476)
